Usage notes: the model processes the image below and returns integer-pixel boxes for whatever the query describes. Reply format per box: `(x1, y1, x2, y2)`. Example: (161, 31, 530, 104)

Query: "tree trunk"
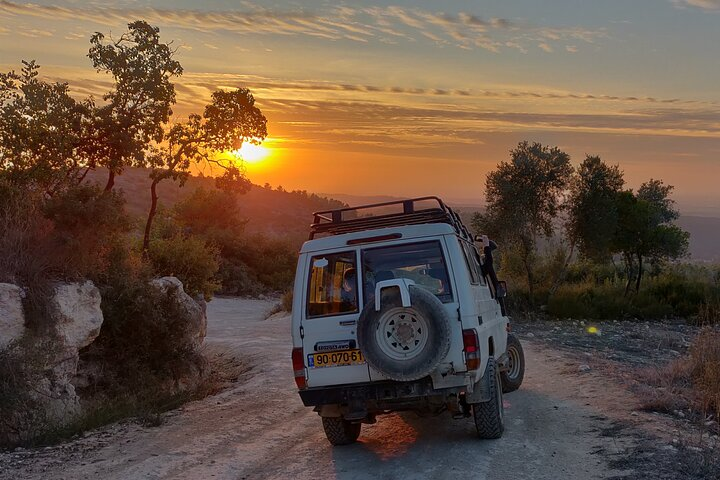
(104, 170, 115, 192)
(635, 253, 644, 293)
(523, 254, 535, 309)
(548, 240, 576, 298)
(142, 178, 160, 254)
(623, 253, 634, 296)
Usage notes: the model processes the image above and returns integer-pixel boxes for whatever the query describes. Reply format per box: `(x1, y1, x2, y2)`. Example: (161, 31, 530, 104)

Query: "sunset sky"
(1, 1, 719, 214)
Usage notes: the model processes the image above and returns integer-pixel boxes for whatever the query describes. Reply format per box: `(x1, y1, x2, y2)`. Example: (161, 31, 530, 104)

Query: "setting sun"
(233, 142, 269, 164)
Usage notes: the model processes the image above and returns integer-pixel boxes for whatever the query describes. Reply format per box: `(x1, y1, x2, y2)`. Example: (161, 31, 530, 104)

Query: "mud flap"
(465, 365, 492, 404)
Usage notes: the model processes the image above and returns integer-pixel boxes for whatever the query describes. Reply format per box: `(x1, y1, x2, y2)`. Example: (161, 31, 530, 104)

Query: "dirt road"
(3, 297, 685, 479)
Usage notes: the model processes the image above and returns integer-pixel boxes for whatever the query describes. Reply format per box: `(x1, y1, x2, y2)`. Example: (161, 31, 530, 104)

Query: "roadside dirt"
(1, 298, 717, 479)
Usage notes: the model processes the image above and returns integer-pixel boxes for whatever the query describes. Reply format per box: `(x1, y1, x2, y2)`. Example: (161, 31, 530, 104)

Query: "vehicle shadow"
(328, 389, 629, 480)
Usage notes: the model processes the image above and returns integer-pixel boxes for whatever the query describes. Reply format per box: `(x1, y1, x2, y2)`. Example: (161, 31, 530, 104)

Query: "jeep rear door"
(301, 249, 371, 387)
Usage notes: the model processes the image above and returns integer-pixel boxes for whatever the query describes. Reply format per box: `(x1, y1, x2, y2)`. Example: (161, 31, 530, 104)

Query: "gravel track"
(3, 297, 711, 480)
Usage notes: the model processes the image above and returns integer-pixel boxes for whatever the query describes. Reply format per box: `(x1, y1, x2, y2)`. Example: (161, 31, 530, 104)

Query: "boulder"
(0, 283, 25, 350)
(50, 281, 103, 350)
(150, 276, 207, 348)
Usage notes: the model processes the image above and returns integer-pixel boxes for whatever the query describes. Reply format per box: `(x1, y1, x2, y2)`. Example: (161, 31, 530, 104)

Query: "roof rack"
(309, 196, 474, 241)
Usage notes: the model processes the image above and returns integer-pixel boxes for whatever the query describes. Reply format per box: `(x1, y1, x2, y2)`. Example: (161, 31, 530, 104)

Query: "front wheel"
(500, 333, 525, 393)
(322, 417, 361, 446)
(472, 358, 505, 439)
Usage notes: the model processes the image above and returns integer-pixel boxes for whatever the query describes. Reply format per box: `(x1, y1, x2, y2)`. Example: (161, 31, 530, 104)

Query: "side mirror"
(497, 280, 507, 298)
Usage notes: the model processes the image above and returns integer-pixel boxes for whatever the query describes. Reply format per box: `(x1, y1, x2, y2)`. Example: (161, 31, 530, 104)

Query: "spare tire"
(357, 285, 451, 381)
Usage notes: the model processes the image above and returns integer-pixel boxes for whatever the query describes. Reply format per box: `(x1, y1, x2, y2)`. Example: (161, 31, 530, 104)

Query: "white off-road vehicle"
(290, 197, 525, 445)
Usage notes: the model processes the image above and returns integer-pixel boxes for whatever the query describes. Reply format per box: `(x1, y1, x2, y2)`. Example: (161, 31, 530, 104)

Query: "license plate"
(307, 349, 365, 368)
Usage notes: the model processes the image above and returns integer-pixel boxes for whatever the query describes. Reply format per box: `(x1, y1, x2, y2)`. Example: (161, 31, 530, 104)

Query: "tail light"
(291, 347, 307, 389)
(462, 329, 480, 371)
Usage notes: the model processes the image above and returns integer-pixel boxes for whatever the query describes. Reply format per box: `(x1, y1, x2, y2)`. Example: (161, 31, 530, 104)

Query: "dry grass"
(635, 327, 720, 427)
(689, 329, 720, 421)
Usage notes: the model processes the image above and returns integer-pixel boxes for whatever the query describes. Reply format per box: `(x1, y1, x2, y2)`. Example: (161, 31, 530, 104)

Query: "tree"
(88, 21, 182, 191)
(0, 61, 93, 194)
(567, 155, 625, 262)
(141, 88, 267, 252)
(473, 141, 573, 306)
(612, 180, 689, 293)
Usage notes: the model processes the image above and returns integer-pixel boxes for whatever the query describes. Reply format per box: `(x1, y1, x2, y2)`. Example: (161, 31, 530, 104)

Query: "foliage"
(147, 235, 220, 300)
(171, 188, 297, 295)
(88, 20, 183, 191)
(95, 281, 199, 378)
(567, 155, 625, 262)
(612, 181, 689, 293)
(0, 61, 93, 193)
(0, 180, 132, 330)
(474, 141, 573, 305)
(141, 82, 267, 251)
(508, 261, 720, 320)
(42, 184, 131, 280)
(690, 329, 720, 421)
(0, 338, 54, 447)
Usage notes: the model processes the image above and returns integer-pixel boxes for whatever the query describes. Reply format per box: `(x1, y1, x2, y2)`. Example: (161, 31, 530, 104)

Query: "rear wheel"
(322, 417, 361, 446)
(500, 333, 525, 393)
(472, 358, 505, 439)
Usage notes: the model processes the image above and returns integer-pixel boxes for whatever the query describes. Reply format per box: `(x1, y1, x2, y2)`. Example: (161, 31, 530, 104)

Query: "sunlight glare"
(232, 143, 269, 164)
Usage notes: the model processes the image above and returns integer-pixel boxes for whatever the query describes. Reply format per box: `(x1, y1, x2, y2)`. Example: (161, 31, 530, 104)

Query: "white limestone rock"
(50, 281, 103, 350)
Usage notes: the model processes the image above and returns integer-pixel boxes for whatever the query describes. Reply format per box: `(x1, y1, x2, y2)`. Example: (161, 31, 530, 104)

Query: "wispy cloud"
(0, 1, 606, 53)
(673, 0, 720, 10)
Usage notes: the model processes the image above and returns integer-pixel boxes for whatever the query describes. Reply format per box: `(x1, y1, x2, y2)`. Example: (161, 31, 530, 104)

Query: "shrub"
(690, 329, 720, 420)
(147, 235, 220, 300)
(0, 337, 58, 447)
(0, 180, 57, 286)
(89, 278, 204, 391)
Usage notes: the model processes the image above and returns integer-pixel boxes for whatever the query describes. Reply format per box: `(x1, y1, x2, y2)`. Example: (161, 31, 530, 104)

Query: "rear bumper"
(298, 378, 461, 408)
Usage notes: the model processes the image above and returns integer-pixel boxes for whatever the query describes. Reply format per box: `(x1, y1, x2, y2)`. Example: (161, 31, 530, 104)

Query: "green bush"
(543, 265, 720, 320)
(90, 278, 204, 389)
(171, 188, 298, 295)
(147, 235, 220, 300)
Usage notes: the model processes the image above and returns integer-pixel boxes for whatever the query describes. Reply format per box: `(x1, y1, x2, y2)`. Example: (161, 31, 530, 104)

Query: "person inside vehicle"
(339, 267, 357, 310)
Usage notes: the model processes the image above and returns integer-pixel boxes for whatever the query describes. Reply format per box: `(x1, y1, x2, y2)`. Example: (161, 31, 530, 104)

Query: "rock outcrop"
(1, 277, 207, 446)
(51, 281, 104, 350)
(150, 276, 208, 349)
(0, 283, 25, 349)
(42, 281, 104, 422)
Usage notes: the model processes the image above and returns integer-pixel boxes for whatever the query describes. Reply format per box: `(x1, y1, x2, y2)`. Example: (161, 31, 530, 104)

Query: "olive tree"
(88, 20, 182, 191)
(141, 88, 267, 252)
(612, 180, 689, 293)
(567, 155, 625, 262)
(473, 141, 573, 306)
(0, 61, 93, 194)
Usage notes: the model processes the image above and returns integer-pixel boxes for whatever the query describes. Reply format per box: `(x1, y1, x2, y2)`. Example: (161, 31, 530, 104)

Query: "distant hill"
(676, 216, 720, 263)
(87, 172, 720, 261)
(86, 168, 346, 246)
(321, 193, 720, 262)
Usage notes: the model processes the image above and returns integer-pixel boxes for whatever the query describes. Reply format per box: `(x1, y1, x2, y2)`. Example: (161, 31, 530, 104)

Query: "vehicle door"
(301, 249, 371, 388)
(360, 239, 465, 381)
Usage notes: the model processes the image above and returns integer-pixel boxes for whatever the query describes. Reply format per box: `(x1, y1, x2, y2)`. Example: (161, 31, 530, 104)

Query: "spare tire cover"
(357, 285, 451, 382)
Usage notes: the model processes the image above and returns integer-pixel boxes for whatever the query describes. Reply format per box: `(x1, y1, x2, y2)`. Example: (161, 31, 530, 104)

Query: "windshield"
(361, 240, 452, 305)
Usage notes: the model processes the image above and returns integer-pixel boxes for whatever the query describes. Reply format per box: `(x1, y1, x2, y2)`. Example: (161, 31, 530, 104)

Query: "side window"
(470, 245, 486, 285)
(460, 241, 481, 284)
(307, 252, 358, 318)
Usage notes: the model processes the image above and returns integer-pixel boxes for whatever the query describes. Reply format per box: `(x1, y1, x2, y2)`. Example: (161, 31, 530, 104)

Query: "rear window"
(362, 240, 452, 305)
(307, 251, 358, 318)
